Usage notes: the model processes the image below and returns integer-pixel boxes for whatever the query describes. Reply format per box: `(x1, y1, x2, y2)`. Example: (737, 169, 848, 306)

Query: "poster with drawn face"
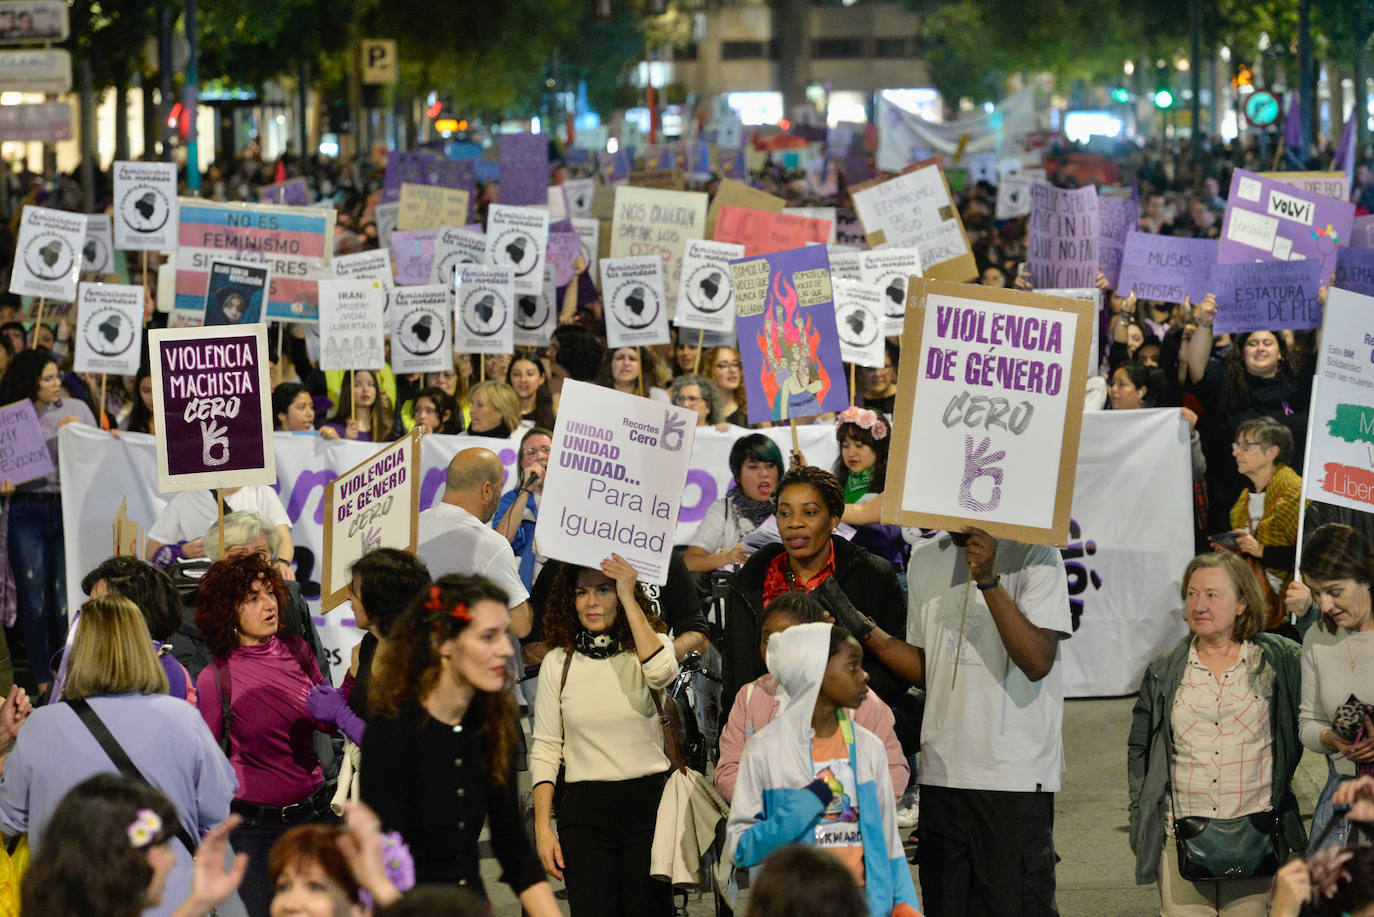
(74, 283, 144, 375)
(514, 263, 557, 348)
(82, 213, 115, 274)
(601, 256, 669, 348)
(431, 226, 487, 287)
(318, 278, 386, 371)
(859, 247, 922, 336)
(112, 160, 177, 251)
(388, 285, 452, 374)
(454, 265, 515, 355)
(10, 204, 84, 301)
(203, 259, 270, 326)
(485, 205, 549, 296)
(674, 239, 745, 333)
(563, 178, 595, 218)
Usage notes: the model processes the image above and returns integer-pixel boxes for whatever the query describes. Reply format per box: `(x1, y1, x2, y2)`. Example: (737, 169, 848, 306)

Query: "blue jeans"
(7, 497, 66, 684)
(1309, 757, 1353, 853)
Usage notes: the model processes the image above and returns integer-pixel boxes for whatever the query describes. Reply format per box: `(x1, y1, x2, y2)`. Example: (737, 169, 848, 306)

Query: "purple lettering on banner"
(283, 468, 333, 526)
(1218, 168, 1354, 280)
(499, 133, 549, 207)
(0, 399, 54, 485)
(1351, 215, 1374, 249)
(419, 466, 446, 511)
(1097, 196, 1136, 290)
(677, 468, 719, 523)
(1335, 247, 1374, 297)
(1027, 183, 1100, 289)
(1209, 258, 1325, 334)
(157, 331, 267, 477)
(1114, 231, 1217, 304)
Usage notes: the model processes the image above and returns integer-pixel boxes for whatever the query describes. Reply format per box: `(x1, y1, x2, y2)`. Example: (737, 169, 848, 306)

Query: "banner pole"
(34, 298, 45, 338)
(849, 362, 856, 408)
(99, 374, 107, 430)
(789, 417, 800, 458)
(693, 328, 704, 375)
(480, 356, 486, 383)
(277, 323, 286, 381)
(141, 252, 149, 323)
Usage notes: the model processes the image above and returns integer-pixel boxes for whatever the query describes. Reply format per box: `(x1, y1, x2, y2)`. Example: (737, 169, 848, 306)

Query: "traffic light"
(1232, 64, 1252, 89)
(1111, 88, 1130, 104)
(1153, 88, 1174, 110)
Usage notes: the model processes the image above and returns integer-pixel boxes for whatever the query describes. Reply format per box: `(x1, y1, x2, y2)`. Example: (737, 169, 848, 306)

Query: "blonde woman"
(705, 346, 748, 426)
(467, 380, 521, 438)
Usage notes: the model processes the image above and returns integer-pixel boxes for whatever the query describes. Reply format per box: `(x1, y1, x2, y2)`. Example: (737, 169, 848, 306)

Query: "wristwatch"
(976, 575, 1000, 591)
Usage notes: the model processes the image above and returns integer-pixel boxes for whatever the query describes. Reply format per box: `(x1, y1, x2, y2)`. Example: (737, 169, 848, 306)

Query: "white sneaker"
(895, 788, 919, 831)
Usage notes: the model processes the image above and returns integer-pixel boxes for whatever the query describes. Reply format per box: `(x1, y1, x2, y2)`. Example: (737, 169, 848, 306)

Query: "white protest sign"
(332, 249, 394, 321)
(73, 283, 144, 375)
(485, 204, 549, 296)
(82, 213, 115, 274)
(1301, 287, 1374, 517)
(10, 204, 84, 301)
(601, 255, 669, 348)
(388, 285, 452, 374)
(454, 265, 516, 355)
(534, 379, 697, 585)
(609, 186, 708, 313)
(860, 247, 922, 336)
(850, 160, 976, 281)
(374, 201, 400, 251)
(996, 174, 1034, 219)
(318, 279, 386, 371)
(514, 263, 557, 348)
(431, 226, 487, 287)
(321, 431, 421, 611)
(832, 279, 886, 368)
(546, 185, 569, 222)
(828, 248, 862, 281)
(571, 217, 600, 287)
(674, 239, 745, 333)
(112, 160, 178, 251)
(563, 178, 595, 218)
(1038, 287, 1102, 377)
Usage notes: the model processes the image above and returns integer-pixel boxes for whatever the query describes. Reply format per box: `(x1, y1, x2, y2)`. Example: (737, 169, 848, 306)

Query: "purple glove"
(307, 684, 365, 745)
(151, 541, 186, 569)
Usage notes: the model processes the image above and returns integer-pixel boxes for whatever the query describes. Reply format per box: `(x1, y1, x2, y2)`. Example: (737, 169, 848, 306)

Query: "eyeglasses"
(522, 446, 551, 458)
(1231, 441, 1263, 451)
(715, 360, 742, 370)
(674, 395, 705, 405)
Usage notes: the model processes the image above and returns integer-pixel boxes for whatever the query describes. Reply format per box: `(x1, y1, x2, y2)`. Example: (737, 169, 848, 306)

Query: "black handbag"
(1173, 809, 1280, 881)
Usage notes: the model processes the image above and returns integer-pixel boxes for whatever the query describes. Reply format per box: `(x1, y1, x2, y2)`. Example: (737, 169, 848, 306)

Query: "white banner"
(1301, 288, 1374, 516)
(875, 88, 1036, 173)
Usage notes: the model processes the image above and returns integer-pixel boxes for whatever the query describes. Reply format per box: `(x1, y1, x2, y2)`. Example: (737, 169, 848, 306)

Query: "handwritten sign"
(1302, 288, 1374, 516)
(388, 285, 452, 374)
(610, 186, 707, 314)
(601, 256, 669, 348)
(113, 160, 178, 251)
(1097, 195, 1136, 290)
(0, 400, 54, 485)
(850, 159, 975, 281)
(74, 283, 144, 375)
(712, 206, 831, 257)
(397, 183, 471, 232)
(674, 239, 745, 334)
(832, 279, 886, 368)
(546, 232, 582, 287)
(1219, 167, 1353, 280)
(391, 229, 438, 286)
(454, 265, 515, 355)
(859, 248, 922, 336)
(1259, 170, 1350, 204)
(10, 204, 84, 301)
(318, 279, 386, 371)
(1209, 258, 1324, 334)
(1027, 182, 1099, 289)
(1115, 231, 1216, 304)
(1335, 247, 1374, 297)
(485, 204, 549, 296)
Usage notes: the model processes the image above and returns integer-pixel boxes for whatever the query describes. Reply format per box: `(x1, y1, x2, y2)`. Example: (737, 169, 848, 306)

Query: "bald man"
(417, 447, 532, 637)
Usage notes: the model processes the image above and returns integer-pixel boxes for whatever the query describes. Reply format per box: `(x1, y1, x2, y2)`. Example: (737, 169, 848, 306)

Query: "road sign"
(0, 48, 69, 93)
(1244, 90, 1281, 128)
(361, 39, 397, 85)
(0, 1, 68, 43)
(0, 101, 69, 141)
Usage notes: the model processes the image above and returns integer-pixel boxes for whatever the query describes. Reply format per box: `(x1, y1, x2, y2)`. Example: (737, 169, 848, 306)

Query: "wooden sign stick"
(693, 328, 704, 375)
(140, 252, 149, 323)
(849, 363, 856, 408)
(34, 298, 45, 337)
(98, 374, 107, 430)
(349, 369, 356, 425)
(217, 489, 225, 557)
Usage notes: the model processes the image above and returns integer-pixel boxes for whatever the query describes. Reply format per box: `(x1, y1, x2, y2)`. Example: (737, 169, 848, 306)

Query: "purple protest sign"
(844, 154, 874, 186)
(1026, 183, 1099, 289)
(0, 400, 54, 485)
(1097, 196, 1136, 290)
(1351, 215, 1374, 249)
(391, 229, 438, 286)
(1218, 167, 1354, 280)
(149, 324, 274, 492)
(1209, 259, 1324, 334)
(547, 232, 583, 287)
(1114, 231, 1217, 304)
(432, 159, 476, 222)
(1335, 247, 1374, 297)
(499, 133, 549, 207)
(259, 177, 309, 206)
(382, 151, 433, 203)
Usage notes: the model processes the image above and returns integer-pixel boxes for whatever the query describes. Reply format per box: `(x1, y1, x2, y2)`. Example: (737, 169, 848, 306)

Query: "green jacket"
(1126, 632, 1306, 885)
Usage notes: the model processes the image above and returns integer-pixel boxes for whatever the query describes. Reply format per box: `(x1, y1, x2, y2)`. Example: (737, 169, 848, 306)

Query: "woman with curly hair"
(529, 554, 680, 916)
(192, 554, 337, 917)
(361, 574, 558, 913)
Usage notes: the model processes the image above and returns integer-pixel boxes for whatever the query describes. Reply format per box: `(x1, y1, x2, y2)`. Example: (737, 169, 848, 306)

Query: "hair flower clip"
(424, 585, 445, 612)
(835, 406, 890, 440)
(127, 808, 162, 848)
(426, 585, 472, 629)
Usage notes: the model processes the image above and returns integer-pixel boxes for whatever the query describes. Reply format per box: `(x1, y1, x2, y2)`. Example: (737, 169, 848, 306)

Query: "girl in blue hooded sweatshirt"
(726, 621, 921, 917)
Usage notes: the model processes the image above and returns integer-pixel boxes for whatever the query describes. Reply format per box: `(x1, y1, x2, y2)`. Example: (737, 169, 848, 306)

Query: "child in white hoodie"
(727, 622, 920, 917)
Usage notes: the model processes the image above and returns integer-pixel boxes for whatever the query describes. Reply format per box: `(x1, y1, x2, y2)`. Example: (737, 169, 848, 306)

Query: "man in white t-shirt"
(418, 447, 533, 638)
(146, 485, 295, 580)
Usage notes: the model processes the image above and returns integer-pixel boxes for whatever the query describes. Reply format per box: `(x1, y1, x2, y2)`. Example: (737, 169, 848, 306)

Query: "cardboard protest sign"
(321, 430, 421, 611)
(0, 400, 54, 485)
(609, 186, 707, 314)
(832, 279, 886, 368)
(859, 248, 922, 336)
(396, 183, 470, 232)
(704, 180, 784, 241)
(454, 265, 516, 355)
(381, 150, 432, 202)
(731, 245, 847, 423)
(73, 283, 144, 375)
(485, 204, 550, 297)
(1026, 182, 1099, 289)
(1351, 215, 1374, 249)
(533, 378, 697, 586)
(1335, 247, 1374, 297)
(149, 324, 274, 493)
(785, 206, 838, 243)
(546, 232, 583, 287)
(388, 285, 452, 374)
(203, 259, 270, 326)
(850, 159, 976, 281)
(1209, 259, 1324, 334)
(514, 264, 557, 348)
(674, 239, 745, 334)
(175, 199, 336, 323)
(563, 178, 595, 218)
(601, 256, 670, 348)
(834, 209, 867, 249)
(260, 177, 309, 207)
(391, 229, 437, 286)
(318, 279, 386, 371)
(112, 498, 143, 559)
(1114, 232, 1216, 304)
(1219, 168, 1353, 280)
(1037, 288, 1102, 376)
(374, 201, 400, 251)
(113, 161, 178, 251)
(1259, 171, 1350, 204)
(713, 206, 831, 257)
(882, 280, 1093, 545)
(571, 217, 600, 287)
(430, 226, 487, 287)
(1097, 195, 1136, 290)
(10, 204, 84, 301)
(82, 214, 115, 274)
(1301, 287, 1374, 517)
(499, 133, 549, 207)
(828, 249, 861, 281)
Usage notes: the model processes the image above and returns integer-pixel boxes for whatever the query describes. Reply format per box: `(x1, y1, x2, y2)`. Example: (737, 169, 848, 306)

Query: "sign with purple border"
(1218, 167, 1354, 280)
(1115, 231, 1217, 304)
(1209, 258, 1325, 334)
(0, 400, 54, 485)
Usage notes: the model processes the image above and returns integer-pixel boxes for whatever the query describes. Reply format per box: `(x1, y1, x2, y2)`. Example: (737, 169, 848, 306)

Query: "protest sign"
(704, 179, 784, 241)
(1097, 195, 1136, 290)
(260, 177, 309, 207)
(391, 229, 437, 286)
(1301, 287, 1374, 517)
(1114, 232, 1216, 304)
(454, 265, 516, 355)
(883, 280, 1093, 545)
(601, 256, 670, 348)
(832, 278, 886, 369)
(382, 150, 433, 202)
(321, 431, 421, 611)
(396, 183, 471, 232)
(175, 199, 336, 323)
(499, 133, 549, 207)
(1351, 215, 1374, 249)
(430, 226, 487, 287)
(10, 204, 84, 301)
(112, 161, 177, 251)
(1210, 259, 1324, 334)
(533, 379, 697, 586)
(563, 178, 595, 218)
(850, 159, 977, 281)
(828, 249, 861, 281)
(674, 239, 745, 334)
(82, 214, 115, 274)
(374, 201, 400, 250)
(1027, 182, 1099, 289)
(388, 285, 452, 374)
(785, 206, 838, 243)
(859, 248, 923, 336)
(1259, 171, 1350, 204)
(713, 206, 832, 257)
(0, 400, 53, 485)
(1037, 288, 1102, 375)
(203, 259, 270, 326)
(834, 210, 867, 249)
(73, 283, 144, 375)
(485, 204, 549, 297)
(731, 245, 847, 423)
(571, 217, 601, 288)
(546, 231, 582, 287)
(1335, 247, 1374, 297)
(513, 264, 557, 348)
(149, 324, 274, 492)
(318, 279, 386, 371)
(546, 185, 569, 223)
(1219, 167, 1353, 280)
(332, 249, 393, 284)
(610, 186, 707, 314)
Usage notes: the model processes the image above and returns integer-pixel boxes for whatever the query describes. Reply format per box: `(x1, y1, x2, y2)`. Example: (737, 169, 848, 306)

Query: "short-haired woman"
(466, 379, 521, 438)
(77, 556, 194, 702)
(669, 372, 725, 427)
(684, 433, 783, 574)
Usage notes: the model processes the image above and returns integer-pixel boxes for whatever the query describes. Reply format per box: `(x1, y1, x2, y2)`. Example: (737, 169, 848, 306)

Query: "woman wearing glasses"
(667, 373, 724, 428)
(495, 427, 554, 593)
(705, 346, 748, 426)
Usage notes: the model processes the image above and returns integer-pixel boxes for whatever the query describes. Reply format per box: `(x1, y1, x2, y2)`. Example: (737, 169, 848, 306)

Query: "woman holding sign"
(0, 349, 96, 696)
(325, 369, 394, 442)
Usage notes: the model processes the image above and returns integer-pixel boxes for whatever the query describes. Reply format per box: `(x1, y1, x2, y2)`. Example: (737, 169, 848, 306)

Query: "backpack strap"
(211, 655, 231, 757)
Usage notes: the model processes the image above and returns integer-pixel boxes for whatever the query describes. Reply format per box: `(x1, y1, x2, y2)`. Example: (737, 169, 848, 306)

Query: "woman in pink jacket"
(714, 591, 908, 803)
